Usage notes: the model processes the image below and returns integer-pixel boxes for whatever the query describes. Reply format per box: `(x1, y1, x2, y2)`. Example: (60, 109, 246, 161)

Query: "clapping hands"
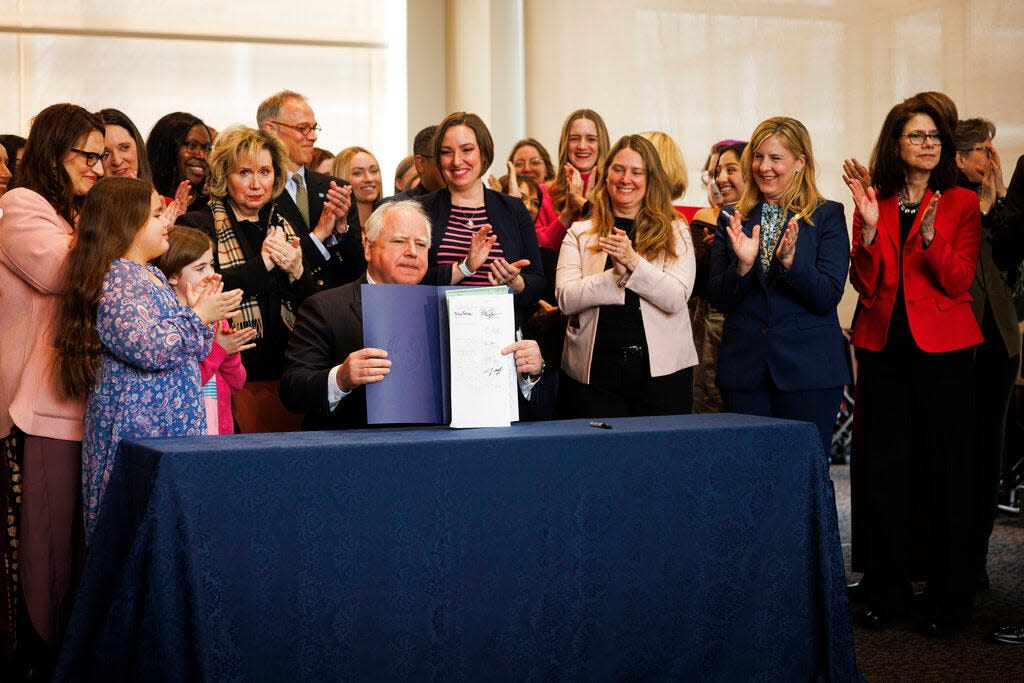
(261, 226, 304, 279)
(487, 258, 529, 293)
(186, 274, 243, 325)
(312, 181, 352, 241)
(599, 227, 639, 280)
(918, 193, 940, 247)
(845, 174, 879, 246)
(774, 217, 799, 270)
(725, 210, 759, 276)
(214, 323, 258, 354)
(164, 181, 193, 225)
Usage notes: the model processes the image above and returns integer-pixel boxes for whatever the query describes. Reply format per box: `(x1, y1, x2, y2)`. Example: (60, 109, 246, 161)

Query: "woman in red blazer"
(846, 92, 982, 636)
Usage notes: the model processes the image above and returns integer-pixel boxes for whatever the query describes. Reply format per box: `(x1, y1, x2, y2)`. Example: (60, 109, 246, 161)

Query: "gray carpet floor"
(832, 464, 1024, 681)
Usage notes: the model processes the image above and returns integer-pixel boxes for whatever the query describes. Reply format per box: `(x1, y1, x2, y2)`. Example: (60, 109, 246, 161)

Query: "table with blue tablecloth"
(56, 413, 860, 681)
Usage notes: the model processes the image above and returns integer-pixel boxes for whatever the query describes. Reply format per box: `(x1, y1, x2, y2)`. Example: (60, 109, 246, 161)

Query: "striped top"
(436, 205, 505, 286)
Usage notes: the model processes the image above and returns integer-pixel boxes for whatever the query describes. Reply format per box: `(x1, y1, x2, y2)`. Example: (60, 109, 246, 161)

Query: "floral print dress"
(82, 259, 212, 539)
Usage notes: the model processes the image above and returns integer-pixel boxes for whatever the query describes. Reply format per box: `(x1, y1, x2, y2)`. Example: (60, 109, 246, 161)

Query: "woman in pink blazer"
(556, 135, 697, 417)
(0, 104, 106, 668)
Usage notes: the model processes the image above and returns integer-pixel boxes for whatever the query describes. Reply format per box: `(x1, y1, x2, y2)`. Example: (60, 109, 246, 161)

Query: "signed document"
(445, 287, 518, 428)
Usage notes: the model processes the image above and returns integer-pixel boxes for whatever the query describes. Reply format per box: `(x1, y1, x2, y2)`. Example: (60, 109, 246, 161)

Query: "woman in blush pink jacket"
(0, 104, 105, 669)
(556, 135, 697, 417)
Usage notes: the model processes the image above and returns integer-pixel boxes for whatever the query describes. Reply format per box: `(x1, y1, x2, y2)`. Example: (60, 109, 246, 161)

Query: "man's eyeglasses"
(271, 121, 322, 137)
(71, 148, 110, 167)
(182, 140, 213, 155)
(902, 131, 943, 146)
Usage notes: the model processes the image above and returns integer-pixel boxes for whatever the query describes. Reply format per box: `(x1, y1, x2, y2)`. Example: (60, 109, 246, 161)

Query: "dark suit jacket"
(708, 199, 851, 391)
(849, 186, 982, 353)
(276, 168, 366, 290)
(992, 153, 1024, 321)
(279, 278, 558, 430)
(279, 278, 369, 429)
(415, 187, 545, 324)
(957, 173, 1021, 357)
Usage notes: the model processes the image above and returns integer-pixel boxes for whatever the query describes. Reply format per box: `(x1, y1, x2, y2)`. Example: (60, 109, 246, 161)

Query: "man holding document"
(279, 200, 554, 429)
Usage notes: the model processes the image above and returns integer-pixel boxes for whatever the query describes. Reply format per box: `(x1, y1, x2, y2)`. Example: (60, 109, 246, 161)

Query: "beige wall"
(519, 0, 1024, 325)
(3, 0, 1022, 325)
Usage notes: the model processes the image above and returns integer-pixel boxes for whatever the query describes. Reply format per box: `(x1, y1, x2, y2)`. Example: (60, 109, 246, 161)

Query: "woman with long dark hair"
(0, 103, 104, 672)
(146, 111, 212, 206)
(846, 92, 982, 635)
(536, 109, 610, 250)
(556, 134, 697, 416)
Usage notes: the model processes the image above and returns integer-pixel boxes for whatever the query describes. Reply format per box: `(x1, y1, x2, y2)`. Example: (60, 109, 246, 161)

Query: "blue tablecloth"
(56, 414, 860, 681)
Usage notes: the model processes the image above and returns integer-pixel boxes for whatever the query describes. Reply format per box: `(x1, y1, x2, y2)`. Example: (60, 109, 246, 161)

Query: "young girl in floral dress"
(156, 226, 256, 435)
(55, 176, 242, 539)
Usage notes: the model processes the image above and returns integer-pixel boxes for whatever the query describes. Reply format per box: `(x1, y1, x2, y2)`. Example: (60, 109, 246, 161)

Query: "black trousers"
(856, 344, 976, 623)
(970, 311, 1019, 578)
(565, 348, 693, 419)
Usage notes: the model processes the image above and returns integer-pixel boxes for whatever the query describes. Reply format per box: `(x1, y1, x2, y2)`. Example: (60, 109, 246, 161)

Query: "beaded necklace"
(897, 188, 921, 215)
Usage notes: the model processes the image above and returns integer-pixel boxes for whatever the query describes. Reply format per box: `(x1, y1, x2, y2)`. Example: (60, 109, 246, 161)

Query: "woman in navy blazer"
(845, 92, 982, 635)
(414, 112, 544, 325)
(708, 117, 850, 458)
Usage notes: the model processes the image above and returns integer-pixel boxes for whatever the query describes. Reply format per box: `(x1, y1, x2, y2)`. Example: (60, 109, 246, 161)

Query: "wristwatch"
(458, 259, 474, 278)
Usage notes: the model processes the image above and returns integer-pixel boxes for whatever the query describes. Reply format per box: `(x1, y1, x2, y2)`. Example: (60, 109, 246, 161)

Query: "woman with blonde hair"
(639, 131, 688, 202)
(536, 109, 610, 250)
(708, 116, 850, 457)
(179, 125, 315, 431)
(331, 146, 382, 250)
(557, 134, 697, 416)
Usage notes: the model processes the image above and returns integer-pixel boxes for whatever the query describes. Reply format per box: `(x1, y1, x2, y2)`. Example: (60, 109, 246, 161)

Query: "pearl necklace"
(897, 189, 921, 215)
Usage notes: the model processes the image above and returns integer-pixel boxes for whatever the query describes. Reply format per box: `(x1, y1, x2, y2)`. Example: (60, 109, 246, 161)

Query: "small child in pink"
(156, 226, 257, 434)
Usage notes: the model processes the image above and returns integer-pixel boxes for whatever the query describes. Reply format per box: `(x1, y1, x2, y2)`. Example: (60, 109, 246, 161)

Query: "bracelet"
(458, 259, 474, 278)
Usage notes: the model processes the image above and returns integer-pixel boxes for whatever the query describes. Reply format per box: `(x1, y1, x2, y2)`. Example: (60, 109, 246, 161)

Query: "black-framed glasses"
(70, 148, 110, 167)
(271, 120, 322, 137)
(182, 140, 213, 155)
(963, 145, 993, 158)
(902, 131, 942, 146)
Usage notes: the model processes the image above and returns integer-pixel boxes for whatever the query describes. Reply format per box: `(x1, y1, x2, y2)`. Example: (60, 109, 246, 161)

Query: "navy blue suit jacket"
(707, 199, 851, 392)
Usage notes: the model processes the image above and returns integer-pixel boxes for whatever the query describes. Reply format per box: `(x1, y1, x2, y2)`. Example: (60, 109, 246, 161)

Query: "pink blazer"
(0, 189, 85, 440)
(556, 219, 698, 384)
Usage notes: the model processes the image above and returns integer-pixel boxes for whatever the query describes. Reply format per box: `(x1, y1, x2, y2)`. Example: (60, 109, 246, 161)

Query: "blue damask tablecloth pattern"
(56, 413, 860, 681)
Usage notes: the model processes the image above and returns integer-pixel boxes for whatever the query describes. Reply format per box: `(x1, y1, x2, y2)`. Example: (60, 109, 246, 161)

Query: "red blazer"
(850, 185, 983, 352)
